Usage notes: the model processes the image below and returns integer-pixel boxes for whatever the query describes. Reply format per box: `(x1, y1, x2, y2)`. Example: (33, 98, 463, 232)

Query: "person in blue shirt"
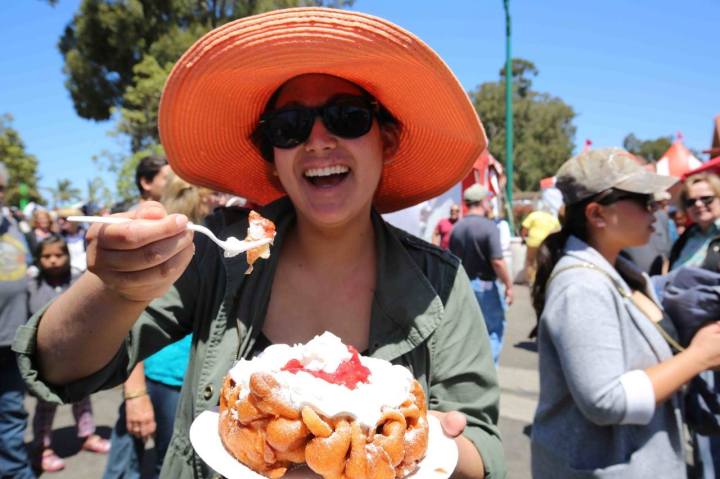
(103, 170, 209, 479)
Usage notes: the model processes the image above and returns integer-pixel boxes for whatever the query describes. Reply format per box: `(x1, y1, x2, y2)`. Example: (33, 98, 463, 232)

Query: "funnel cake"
(244, 211, 276, 274)
(219, 332, 429, 478)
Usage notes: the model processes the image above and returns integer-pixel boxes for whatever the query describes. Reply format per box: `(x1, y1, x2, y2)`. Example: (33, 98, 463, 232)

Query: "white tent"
(655, 136, 702, 177)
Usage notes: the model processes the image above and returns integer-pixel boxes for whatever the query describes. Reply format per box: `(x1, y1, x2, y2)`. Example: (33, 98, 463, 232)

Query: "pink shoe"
(39, 449, 66, 473)
(81, 434, 111, 454)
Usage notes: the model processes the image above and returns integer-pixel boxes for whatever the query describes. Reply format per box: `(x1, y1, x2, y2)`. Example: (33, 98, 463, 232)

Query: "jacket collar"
(368, 210, 444, 361)
(218, 197, 444, 362)
(564, 235, 621, 278)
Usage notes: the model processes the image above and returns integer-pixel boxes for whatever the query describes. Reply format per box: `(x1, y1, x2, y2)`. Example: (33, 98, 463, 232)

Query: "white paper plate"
(190, 409, 458, 479)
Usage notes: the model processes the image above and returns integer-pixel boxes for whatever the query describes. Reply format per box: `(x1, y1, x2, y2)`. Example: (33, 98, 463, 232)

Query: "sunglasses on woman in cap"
(258, 94, 397, 149)
(594, 190, 657, 212)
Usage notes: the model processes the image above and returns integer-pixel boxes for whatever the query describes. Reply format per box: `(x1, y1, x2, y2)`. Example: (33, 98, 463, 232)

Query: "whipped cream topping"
(228, 332, 415, 428)
(246, 221, 268, 242)
(237, 212, 275, 263)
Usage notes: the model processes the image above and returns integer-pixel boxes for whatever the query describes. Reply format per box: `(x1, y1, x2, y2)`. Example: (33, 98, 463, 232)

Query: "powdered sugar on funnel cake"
(218, 332, 429, 478)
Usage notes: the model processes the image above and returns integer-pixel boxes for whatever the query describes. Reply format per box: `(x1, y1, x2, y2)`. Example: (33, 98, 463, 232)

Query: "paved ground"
(22, 285, 539, 478)
(24, 385, 121, 478)
(497, 285, 538, 479)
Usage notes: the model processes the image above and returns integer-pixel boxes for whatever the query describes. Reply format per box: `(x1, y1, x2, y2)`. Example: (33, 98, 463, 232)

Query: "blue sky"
(1, 0, 718, 199)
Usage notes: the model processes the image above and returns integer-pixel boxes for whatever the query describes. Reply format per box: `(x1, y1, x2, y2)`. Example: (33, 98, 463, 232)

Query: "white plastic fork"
(67, 215, 272, 257)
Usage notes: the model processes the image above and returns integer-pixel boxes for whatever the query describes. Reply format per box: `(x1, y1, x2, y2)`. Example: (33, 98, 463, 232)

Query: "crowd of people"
(429, 150, 720, 478)
(0, 7, 719, 479)
(0, 163, 113, 476)
(0, 156, 238, 478)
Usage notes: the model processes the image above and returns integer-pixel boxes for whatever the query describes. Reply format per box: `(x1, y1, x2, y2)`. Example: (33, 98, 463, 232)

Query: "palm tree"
(48, 178, 82, 208)
(86, 177, 114, 211)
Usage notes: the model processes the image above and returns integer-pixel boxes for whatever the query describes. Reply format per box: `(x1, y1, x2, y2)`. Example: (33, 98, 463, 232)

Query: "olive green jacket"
(14, 197, 505, 478)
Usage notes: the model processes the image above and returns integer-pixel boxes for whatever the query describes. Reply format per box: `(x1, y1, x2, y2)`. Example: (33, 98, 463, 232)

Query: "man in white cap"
(450, 184, 513, 365)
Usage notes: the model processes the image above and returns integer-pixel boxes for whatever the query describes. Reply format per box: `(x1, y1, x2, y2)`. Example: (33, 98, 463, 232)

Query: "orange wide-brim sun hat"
(159, 7, 487, 213)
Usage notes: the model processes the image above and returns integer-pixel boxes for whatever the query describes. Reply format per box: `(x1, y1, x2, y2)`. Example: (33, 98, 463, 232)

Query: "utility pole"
(503, 0, 514, 231)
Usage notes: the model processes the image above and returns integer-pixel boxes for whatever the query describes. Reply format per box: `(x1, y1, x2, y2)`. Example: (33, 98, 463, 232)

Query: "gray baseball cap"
(464, 183, 489, 202)
(555, 147, 678, 205)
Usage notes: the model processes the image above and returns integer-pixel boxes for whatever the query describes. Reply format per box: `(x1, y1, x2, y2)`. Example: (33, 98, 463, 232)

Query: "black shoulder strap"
(669, 225, 695, 267)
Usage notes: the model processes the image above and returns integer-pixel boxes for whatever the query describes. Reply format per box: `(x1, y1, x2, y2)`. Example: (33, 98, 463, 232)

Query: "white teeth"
(304, 165, 350, 178)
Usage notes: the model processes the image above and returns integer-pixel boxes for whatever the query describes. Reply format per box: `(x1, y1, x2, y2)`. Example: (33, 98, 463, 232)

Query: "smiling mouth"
(303, 165, 350, 188)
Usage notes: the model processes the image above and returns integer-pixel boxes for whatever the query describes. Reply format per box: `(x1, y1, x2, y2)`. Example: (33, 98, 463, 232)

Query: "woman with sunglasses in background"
(15, 9, 504, 479)
(669, 173, 720, 271)
(668, 174, 720, 477)
(530, 148, 720, 478)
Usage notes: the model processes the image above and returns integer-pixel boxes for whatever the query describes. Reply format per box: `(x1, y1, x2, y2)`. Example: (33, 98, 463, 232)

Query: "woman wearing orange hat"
(15, 8, 504, 479)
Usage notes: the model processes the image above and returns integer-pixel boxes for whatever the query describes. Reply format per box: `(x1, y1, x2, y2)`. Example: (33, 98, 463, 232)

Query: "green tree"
(500, 58, 538, 97)
(114, 55, 174, 152)
(59, 0, 355, 123)
(0, 114, 43, 206)
(96, 144, 165, 202)
(58, 0, 356, 195)
(86, 176, 114, 209)
(470, 59, 576, 192)
(48, 178, 82, 208)
(622, 133, 672, 162)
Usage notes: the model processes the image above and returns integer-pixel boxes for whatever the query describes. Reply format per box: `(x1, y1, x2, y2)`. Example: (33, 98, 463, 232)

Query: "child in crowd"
(28, 236, 109, 473)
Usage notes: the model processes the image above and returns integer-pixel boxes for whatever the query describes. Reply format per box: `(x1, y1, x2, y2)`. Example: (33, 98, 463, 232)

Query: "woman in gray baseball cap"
(529, 147, 720, 478)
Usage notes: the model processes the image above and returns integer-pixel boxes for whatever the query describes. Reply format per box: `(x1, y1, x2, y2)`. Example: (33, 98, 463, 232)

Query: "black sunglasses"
(683, 195, 716, 209)
(596, 191, 656, 211)
(259, 95, 378, 149)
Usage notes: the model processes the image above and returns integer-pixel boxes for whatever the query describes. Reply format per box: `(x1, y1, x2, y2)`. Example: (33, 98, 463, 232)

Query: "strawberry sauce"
(281, 345, 371, 389)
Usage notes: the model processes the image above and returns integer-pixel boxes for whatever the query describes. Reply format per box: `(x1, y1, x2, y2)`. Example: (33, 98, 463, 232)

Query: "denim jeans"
(0, 347, 35, 479)
(693, 370, 720, 478)
(102, 379, 180, 479)
(102, 396, 142, 479)
(471, 278, 506, 365)
(146, 379, 180, 476)
(695, 433, 720, 478)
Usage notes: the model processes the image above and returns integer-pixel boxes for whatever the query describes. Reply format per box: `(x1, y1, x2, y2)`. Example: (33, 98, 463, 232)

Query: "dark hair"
(531, 198, 590, 317)
(250, 81, 400, 162)
(135, 154, 168, 197)
(35, 235, 71, 283)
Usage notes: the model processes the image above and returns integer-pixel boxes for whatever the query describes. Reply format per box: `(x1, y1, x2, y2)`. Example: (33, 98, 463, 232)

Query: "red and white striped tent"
(382, 151, 500, 240)
(461, 149, 503, 196)
(655, 134, 702, 177)
(461, 149, 507, 217)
